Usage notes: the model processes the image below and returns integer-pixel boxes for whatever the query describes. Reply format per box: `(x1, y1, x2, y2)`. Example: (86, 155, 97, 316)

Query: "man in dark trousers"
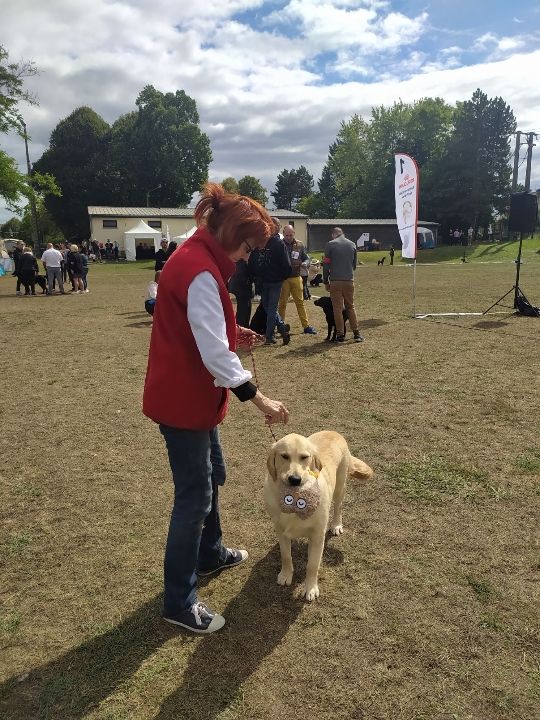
(154, 239, 169, 271)
(12, 240, 24, 295)
(389, 245, 395, 265)
(249, 218, 291, 345)
(323, 227, 363, 343)
(228, 259, 253, 327)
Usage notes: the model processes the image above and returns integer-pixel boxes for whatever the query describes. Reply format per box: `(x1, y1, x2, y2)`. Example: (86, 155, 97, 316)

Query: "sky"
(1, 0, 540, 224)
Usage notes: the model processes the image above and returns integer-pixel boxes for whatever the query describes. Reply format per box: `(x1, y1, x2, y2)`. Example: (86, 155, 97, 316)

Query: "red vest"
(142, 228, 237, 430)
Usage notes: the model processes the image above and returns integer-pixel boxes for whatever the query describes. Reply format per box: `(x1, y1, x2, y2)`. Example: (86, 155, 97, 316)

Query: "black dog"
(314, 296, 348, 341)
(377, 256, 386, 266)
(309, 272, 323, 287)
(35, 274, 48, 293)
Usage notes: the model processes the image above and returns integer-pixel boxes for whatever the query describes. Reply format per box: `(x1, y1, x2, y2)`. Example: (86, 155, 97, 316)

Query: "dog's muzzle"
(287, 474, 302, 487)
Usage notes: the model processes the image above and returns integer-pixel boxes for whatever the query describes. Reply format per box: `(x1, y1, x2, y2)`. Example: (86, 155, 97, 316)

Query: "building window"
(147, 220, 162, 229)
(289, 220, 295, 227)
(102, 219, 117, 228)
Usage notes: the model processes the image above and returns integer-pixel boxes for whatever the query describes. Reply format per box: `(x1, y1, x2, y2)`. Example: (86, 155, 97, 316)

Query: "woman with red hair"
(143, 183, 289, 634)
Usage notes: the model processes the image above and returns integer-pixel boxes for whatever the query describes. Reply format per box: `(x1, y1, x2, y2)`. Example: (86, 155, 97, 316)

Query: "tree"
(34, 107, 111, 238)
(427, 89, 515, 233)
(107, 85, 211, 208)
(221, 177, 239, 194)
(237, 176, 268, 206)
(35, 86, 212, 238)
(0, 44, 37, 134)
(271, 166, 314, 210)
(0, 45, 59, 213)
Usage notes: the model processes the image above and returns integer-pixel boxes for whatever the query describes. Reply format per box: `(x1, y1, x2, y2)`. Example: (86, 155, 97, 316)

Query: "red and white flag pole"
(395, 154, 419, 317)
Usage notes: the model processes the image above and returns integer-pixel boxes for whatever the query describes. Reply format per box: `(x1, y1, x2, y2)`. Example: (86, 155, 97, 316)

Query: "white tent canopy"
(123, 220, 161, 261)
(172, 225, 197, 246)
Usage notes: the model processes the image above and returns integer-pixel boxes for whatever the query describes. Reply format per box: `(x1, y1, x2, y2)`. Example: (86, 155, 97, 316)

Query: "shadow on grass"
(116, 311, 148, 317)
(156, 542, 342, 719)
(0, 547, 305, 720)
(125, 320, 153, 328)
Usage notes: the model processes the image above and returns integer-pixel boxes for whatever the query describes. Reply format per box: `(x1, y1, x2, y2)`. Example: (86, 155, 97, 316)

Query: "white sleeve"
(187, 272, 253, 389)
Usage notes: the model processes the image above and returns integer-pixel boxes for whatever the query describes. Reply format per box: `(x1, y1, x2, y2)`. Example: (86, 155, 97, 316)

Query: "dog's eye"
(281, 454, 289, 460)
(300, 455, 309, 461)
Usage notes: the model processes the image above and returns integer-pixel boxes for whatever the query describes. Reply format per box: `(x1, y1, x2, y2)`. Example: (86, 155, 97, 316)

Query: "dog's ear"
(310, 451, 323, 472)
(266, 444, 278, 481)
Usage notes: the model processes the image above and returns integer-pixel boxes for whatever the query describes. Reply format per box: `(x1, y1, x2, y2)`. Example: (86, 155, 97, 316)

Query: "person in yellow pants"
(278, 225, 317, 334)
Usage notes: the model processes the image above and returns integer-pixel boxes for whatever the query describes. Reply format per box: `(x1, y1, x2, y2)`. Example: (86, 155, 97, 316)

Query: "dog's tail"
(348, 455, 374, 481)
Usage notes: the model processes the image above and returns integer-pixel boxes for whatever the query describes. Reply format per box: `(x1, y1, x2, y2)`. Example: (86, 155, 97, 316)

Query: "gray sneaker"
(163, 602, 225, 634)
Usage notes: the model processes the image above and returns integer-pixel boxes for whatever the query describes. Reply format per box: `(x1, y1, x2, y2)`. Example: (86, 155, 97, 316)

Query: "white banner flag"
(395, 154, 419, 259)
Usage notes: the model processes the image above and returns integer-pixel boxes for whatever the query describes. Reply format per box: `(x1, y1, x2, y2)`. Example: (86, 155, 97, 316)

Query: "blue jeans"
(261, 281, 287, 341)
(159, 425, 228, 616)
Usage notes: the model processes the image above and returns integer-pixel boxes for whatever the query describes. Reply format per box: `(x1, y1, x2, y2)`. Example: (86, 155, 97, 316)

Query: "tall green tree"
(221, 177, 239, 194)
(271, 166, 314, 210)
(35, 86, 212, 238)
(0, 45, 59, 212)
(237, 176, 268, 206)
(34, 106, 110, 238)
(107, 85, 211, 208)
(427, 89, 515, 232)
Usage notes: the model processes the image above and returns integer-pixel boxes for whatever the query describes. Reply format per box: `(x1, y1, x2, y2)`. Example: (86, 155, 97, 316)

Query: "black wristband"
(231, 381, 257, 402)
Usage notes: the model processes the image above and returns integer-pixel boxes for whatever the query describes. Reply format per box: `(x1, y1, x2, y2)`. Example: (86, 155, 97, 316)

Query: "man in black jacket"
(248, 218, 291, 345)
(12, 241, 24, 295)
(154, 239, 169, 271)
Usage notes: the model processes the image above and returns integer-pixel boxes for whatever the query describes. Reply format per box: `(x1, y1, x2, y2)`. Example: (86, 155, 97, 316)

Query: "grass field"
(1, 250, 539, 720)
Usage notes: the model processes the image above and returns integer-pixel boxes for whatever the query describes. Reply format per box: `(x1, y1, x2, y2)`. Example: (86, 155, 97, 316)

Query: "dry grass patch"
(0, 259, 539, 720)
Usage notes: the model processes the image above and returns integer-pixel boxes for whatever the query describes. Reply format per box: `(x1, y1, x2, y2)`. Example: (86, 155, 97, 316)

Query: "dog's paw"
(277, 569, 293, 586)
(329, 523, 343, 536)
(302, 583, 320, 602)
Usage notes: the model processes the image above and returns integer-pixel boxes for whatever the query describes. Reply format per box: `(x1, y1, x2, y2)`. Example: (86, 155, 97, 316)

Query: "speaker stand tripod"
(483, 232, 535, 315)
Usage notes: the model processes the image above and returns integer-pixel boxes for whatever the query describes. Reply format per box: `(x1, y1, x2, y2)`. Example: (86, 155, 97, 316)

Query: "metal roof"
(307, 218, 439, 226)
(87, 206, 308, 219)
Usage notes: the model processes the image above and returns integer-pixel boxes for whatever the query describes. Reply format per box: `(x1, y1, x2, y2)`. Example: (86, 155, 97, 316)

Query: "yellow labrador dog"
(264, 431, 373, 601)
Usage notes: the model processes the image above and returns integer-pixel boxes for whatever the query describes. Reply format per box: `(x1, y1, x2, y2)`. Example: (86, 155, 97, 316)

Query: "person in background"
(155, 239, 169, 271)
(91, 239, 101, 262)
(389, 245, 395, 265)
(113, 240, 119, 262)
(145, 270, 161, 316)
(18, 246, 39, 296)
(12, 240, 24, 295)
(81, 247, 89, 292)
(143, 182, 289, 634)
(228, 259, 253, 327)
(41, 242, 65, 294)
(278, 225, 316, 335)
(323, 226, 363, 343)
(300, 249, 311, 300)
(248, 218, 291, 346)
(165, 240, 178, 261)
(68, 244, 85, 293)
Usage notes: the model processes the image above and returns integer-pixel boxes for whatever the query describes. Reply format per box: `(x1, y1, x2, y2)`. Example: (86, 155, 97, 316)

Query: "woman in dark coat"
(18, 247, 39, 295)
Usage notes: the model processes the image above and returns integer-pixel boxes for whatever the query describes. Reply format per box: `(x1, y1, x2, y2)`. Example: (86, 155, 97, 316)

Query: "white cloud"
(1, 0, 540, 225)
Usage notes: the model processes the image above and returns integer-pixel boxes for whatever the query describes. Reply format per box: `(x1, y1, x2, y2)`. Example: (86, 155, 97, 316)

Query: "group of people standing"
(11, 240, 89, 295)
(228, 221, 363, 345)
(229, 221, 317, 346)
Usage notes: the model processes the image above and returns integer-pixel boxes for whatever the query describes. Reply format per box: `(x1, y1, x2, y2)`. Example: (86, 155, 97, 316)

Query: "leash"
(248, 343, 278, 442)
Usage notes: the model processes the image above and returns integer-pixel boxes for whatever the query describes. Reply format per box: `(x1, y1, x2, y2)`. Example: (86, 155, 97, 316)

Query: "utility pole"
(511, 131, 521, 192)
(20, 119, 40, 255)
(524, 132, 536, 191)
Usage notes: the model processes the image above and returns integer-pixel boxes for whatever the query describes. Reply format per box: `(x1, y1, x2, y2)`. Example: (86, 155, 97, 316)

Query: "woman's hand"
(236, 326, 264, 349)
(251, 391, 290, 425)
